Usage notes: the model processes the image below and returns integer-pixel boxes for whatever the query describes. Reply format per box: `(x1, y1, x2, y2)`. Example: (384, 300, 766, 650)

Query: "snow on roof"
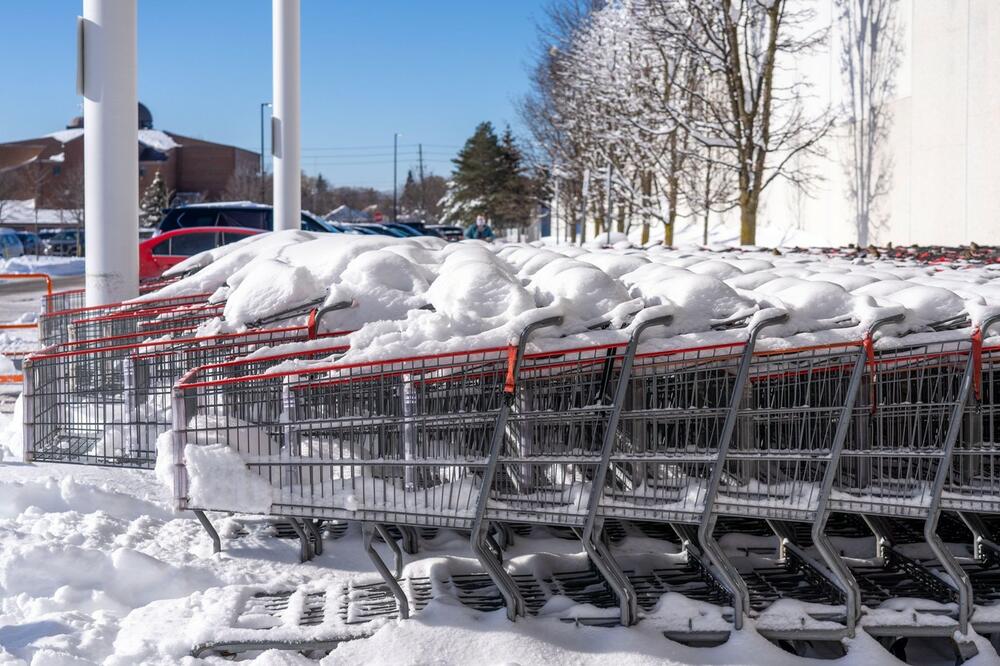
(43, 128, 180, 152)
(45, 129, 84, 144)
(138, 129, 180, 151)
(0, 200, 81, 225)
(325, 205, 370, 222)
(180, 201, 269, 209)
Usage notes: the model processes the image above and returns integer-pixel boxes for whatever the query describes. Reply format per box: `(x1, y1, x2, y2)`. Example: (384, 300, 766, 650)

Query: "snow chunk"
(184, 443, 272, 514)
(427, 255, 534, 329)
(223, 259, 325, 326)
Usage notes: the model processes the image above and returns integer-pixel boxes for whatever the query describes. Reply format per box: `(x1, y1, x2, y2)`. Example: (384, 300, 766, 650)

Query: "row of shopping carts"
(19, 285, 1000, 658)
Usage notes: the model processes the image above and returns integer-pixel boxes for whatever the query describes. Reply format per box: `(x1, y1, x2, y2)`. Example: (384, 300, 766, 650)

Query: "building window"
(52, 166, 61, 176)
(139, 167, 146, 177)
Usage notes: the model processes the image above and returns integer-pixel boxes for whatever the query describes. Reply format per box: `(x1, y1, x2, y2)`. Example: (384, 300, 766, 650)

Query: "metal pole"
(272, 0, 300, 231)
(418, 143, 425, 215)
(605, 163, 613, 247)
(82, 0, 139, 305)
(393, 132, 399, 223)
(259, 102, 271, 203)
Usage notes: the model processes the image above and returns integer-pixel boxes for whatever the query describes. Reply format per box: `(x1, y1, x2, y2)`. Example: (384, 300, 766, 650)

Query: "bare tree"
(0, 169, 17, 225)
(17, 161, 53, 227)
(222, 166, 272, 204)
(656, 0, 832, 245)
(837, 0, 902, 246)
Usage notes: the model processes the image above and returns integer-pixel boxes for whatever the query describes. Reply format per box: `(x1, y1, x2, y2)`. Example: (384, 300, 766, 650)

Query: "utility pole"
(418, 143, 426, 215)
(259, 101, 271, 203)
(392, 132, 399, 223)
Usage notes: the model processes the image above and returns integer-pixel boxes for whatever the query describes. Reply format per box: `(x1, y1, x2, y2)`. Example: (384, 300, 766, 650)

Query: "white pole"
(81, 0, 139, 305)
(272, 0, 301, 231)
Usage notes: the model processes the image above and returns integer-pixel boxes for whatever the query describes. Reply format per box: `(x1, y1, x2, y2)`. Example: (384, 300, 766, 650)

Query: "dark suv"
(156, 202, 337, 235)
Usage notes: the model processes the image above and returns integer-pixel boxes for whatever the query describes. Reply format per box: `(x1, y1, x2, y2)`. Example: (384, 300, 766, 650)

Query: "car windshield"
(301, 212, 337, 233)
(387, 224, 420, 237)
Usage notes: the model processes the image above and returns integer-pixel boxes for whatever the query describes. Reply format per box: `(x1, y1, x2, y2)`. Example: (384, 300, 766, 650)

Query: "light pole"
(392, 132, 400, 223)
(259, 102, 271, 203)
(272, 0, 301, 231)
(81, 0, 139, 305)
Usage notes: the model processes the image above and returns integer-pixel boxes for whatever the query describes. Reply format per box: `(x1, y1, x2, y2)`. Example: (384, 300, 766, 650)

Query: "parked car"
(42, 229, 83, 256)
(15, 231, 42, 255)
(323, 222, 369, 235)
(156, 202, 339, 235)
(0, 229, 24, 259)
(427, 225, 464, 242)
(383, 223, 423, 237)
(343, 223, 409, 238)
(139, 226, 261, 280)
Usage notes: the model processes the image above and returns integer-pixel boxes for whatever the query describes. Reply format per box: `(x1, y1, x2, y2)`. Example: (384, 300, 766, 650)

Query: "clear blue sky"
(0, 1, 545, 189)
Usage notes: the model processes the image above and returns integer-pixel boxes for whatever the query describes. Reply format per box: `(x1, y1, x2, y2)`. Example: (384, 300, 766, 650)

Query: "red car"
(139, 226, 261, 279)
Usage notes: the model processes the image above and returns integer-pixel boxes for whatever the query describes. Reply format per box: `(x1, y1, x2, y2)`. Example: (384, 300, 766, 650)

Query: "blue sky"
(0, 1, 545, 189)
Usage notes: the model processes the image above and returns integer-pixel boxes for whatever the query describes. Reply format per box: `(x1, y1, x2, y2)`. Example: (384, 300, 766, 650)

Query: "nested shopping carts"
(167, 307, 1000, 652)
(38, 292, 214, 346)
(23, 293, 353, 468)
(170, 311, 790, 625)
(937, 313, 1000, 635)
(26, 283, 1000, 655)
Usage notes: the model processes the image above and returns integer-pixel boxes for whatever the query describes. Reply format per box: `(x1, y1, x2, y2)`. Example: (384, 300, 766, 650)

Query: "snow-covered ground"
(0, 256, 84, 278)
(0, 456, 939, 666)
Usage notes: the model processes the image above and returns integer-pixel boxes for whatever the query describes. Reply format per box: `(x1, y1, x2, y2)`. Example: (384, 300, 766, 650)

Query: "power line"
(301, 143, 459, 152)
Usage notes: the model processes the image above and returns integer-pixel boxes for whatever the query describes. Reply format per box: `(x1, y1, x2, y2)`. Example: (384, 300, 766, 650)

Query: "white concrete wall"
(756, 0, 1000, 247)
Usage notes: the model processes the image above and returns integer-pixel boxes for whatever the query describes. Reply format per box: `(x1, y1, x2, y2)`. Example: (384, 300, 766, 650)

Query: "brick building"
(0, 103, 259, 213)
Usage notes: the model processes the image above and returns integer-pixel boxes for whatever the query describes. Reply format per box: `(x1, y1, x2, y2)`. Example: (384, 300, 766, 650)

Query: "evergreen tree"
(495, 126, 534, 228)
(139, 171, 171, 227)
(443, 122, 535, 229)
(315, 172, 330, 196)
(445, 122, 504, 225)
(400, 170, 421, 214)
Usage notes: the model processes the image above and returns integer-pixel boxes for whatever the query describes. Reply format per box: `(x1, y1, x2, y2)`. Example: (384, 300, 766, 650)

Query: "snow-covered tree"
(523, 0, 831, 246)
(837, 0, 902, 246)
(139, 171, 172, 227)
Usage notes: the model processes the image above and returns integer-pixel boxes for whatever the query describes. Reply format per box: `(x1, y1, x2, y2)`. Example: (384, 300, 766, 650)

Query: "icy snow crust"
(142, 231, 1000, 367)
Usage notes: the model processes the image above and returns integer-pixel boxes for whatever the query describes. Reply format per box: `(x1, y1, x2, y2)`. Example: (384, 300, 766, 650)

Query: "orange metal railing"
(0, 273, 53, 384)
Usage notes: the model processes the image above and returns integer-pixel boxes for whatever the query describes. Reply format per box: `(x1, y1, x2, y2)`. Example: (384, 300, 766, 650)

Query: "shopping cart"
(24, 304, 352, 469)
(938, 313, 1000, 634)
(829, 326, 977, 641)
(704, 315, 903, 641)
(586, 310, 789, 633)
(41, 278, 179, 316)
(66, 300, 226, 342)
(172, 316, 572, 619)
(42, 288, 86, 315)
(39, 292, 213, 346)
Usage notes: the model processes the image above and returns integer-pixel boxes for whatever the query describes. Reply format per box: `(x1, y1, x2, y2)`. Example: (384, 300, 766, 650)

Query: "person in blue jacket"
(464, 215, 495, 241)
